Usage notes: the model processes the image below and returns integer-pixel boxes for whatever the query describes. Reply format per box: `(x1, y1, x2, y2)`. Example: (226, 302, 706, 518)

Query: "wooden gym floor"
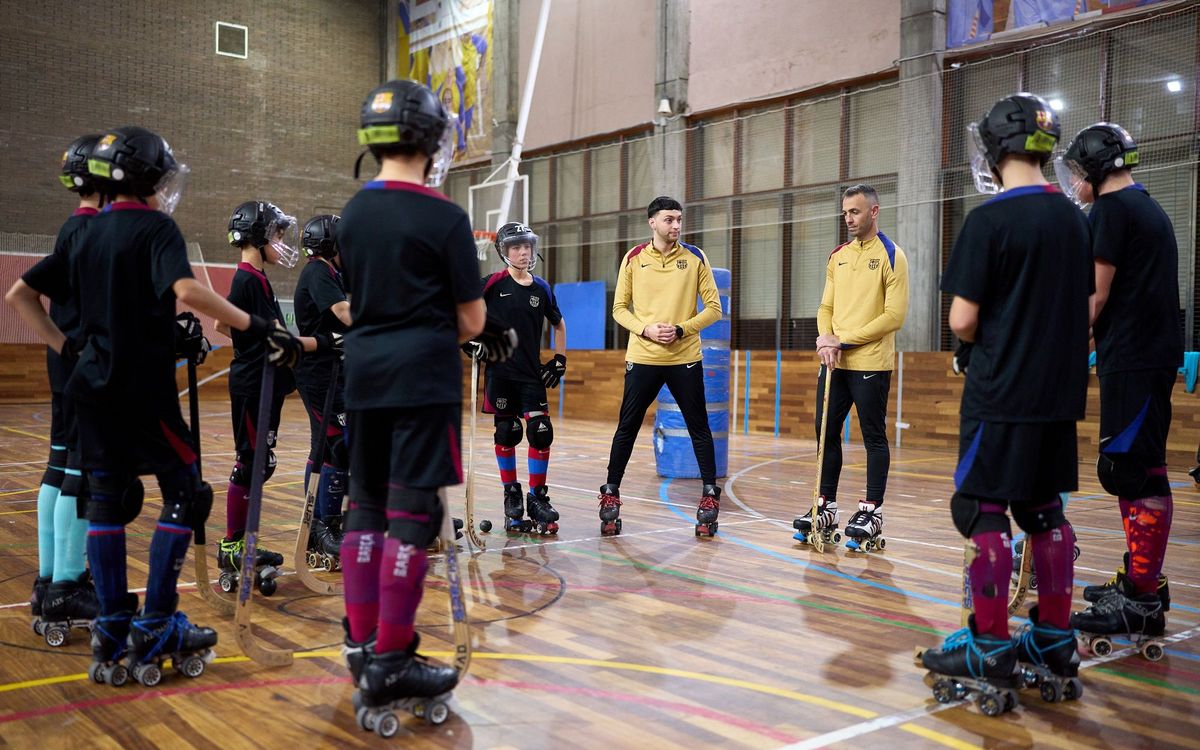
(0, 397, 1197, 749)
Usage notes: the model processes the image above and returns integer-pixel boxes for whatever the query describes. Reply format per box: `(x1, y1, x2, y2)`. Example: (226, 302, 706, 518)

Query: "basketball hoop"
(473, 230, 496, 262)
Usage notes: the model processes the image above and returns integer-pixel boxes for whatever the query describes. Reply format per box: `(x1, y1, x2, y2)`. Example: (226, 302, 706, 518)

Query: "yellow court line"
(0, 488, 36, 498)
(0, 509, 36, 516)
(0, 650, 971, 749)
(1, 427, 48, 442)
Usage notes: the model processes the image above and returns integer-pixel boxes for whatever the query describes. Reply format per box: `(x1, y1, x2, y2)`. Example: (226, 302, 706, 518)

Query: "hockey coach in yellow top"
(596, 196, 724, 538)
(809, 183, 909, 549)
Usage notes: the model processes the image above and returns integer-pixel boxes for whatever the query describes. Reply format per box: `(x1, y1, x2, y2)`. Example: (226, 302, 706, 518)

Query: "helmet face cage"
(1053, 155, 1091, 207)
(425, 112, 458, 188)
(495, 223, 539, 272)
(355, 80, 455, 184)
(264, 204, 299, 268)
(86, 127, 186, 213)
(967, 123, 1002, 195)
(1062, 123, 1139, 199)
(302, 215, 340, 258)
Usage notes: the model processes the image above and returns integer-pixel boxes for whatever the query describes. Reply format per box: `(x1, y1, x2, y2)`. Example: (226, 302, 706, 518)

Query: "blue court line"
(173, 345, 223, 368)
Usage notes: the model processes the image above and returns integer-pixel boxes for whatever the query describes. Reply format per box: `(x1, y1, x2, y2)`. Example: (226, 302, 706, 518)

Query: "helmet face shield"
(1054, 155, 1090, 208)
(266, 213, 300, 268)
(967, 123, 1002, 195)
(154, 162, 189, 215)
(425, 112, 458, 188)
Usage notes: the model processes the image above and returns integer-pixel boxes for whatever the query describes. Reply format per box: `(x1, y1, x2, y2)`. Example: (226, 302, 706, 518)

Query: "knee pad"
(950, 492, 1011, 538)
(42, 446, 68, 487)
(230, 451, 276, 487)
(386, 488, 442, 548)
(344, 506, 386, 532)
(158, 468, 214, 542)
(264, 450, 277, 482)
(494, 417, 522, 448)
(60, 467, 84, 498)
(525, 415, 554, 450)
(85, 472, 144, 526)
(1011, 499, 1066, 535)
(1097, 453, 1167, 498)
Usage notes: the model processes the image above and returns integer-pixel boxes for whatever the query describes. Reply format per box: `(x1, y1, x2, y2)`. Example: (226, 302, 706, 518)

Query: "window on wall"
(626, 136, 654, 210)
(790, 188, 840, 320)
(589, 216, 620, 288)
(591, 142, 621, 215)
(738, 199, 782, 319)
(444, 170, 472, 210)
(1109, 15, 1197, 143)
(556, 152, 584, 219)
(1025, 39, 1103, 138)
(525, 157, 550, 225)
(946, 56, 1020, 165)
(792, 96, 841, 186)
(689, 203, 730, 270)
(698, 118, 735, 198)
(847, 84, 899, 178)
(552, 221, 583, 284)
(741, 108, 785, 194)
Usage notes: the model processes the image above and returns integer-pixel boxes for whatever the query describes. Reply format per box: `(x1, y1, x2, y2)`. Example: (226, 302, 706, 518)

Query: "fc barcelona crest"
(868, 258, 880, 270)
(530, 296, 541, 308)
(1035, 109, 1054, 131)
(676, 259, 688, 270)
(496, 397, 508, 410)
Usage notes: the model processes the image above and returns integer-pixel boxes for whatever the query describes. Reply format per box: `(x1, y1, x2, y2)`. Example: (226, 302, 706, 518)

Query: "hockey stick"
(235, 361, 294, 666)
(188, 356, 235, 616)
(464, 357, 485, 553)
(960, 539, 977, 627)
(292, 357, 342, 595)
(439, 488, 472, 677)
(798, 363, 836, 552)
(1008, 535, 1034, 615)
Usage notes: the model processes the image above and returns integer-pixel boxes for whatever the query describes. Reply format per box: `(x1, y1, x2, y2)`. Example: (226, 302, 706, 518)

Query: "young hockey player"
(337, 79, 515, 720)
(294, 214, 350, 568)
(1057, 123, 1180, 656)
(920, 95, 1092, 710)
(471, 222, 567, 535)
(7, 125, 303, 685)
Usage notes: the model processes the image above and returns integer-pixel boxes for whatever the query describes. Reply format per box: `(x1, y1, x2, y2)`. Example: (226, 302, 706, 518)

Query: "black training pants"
(815, 366, 891, 503)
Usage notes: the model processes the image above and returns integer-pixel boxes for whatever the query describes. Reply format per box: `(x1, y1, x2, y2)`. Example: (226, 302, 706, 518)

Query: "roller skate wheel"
(32, 619, 44, 636)
(321, 556, 335, 572)
(1143, 642, 1164, 662)
(179, 655, 205, 678)
(931, 678, 954, 704)
(830, 531, 842, 544)
(352, 691, 364, 714)
(356, 706, 374, 732)
(1073, 545, 1081, 561)
(110, 664, 129, 687)
(1064, 678, 1083, 701)
(375, 711, 400, 738)
(1039, 680, 1062, 703)
(219, 572, 236, 593)
(88, 662, 104, 684)
(45, 626, 67, 647)
(135, 663, 163, 687)
(1092, 637, 1113, 657)
(978, 693, 1002, 717)
(258, 577, 277, 597)
(876, 537, 886, 550)
(427, 701, 449, 725)
(305, 551, 319, 569)
(1029, 574, 1039, 590)
(1003, 690, 1018, 712)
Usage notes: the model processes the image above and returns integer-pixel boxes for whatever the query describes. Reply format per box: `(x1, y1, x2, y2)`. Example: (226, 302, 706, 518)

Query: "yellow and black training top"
(816, 232, 909, 372)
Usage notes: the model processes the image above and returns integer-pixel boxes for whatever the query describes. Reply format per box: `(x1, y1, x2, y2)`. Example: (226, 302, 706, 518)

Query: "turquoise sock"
(52, 469, 88, 582)
(36, 483, 59, 578)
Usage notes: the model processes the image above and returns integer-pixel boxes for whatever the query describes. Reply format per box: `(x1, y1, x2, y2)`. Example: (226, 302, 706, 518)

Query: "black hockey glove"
(461, 340, 486, 361)
(952, 341, 973, 376)
(473, 313, 518, 363)
(174, 312, 211, 365)
(540, 353, 567, 389)
(314, 332, 344, 360)
(247, 314, 303, 368)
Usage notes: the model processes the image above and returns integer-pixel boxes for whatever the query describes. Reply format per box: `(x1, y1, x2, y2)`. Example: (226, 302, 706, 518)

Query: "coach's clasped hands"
(642, 322, 678, 344)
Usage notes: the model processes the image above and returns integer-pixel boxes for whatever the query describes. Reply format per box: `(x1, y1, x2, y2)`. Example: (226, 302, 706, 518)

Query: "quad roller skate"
(919, 616, 1021, 717)
(695, 484, 721, 537)
(598, 484, 622, 537)
(306, 515, 343, 572)
(354, 637, 459, 736)
(343, 616, 377, 713)
(792, 496, 840, 546)
(88, 593, 138, 687)
(1081, 552, 1170, 611)
(1073, 591, 1167, 662)
(37, 573, 99, 647)
(127, 596, 217, 687)
(525, 486, 560, 536)
(844, 501, 885, 552)
(1012, 606, 1083, 703)
(502, 482, 532, 533)
(218, 535, 282, 597)
(29, 574, 49, 634)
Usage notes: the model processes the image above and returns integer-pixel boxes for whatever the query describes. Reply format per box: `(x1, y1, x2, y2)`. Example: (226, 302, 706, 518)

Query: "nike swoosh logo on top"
(499, 292, 513, 297)
(641, 264, 651, 268)
(838, 262, 848, 266)
(686, 363, 699, 369)
(863, 374, 876, 379)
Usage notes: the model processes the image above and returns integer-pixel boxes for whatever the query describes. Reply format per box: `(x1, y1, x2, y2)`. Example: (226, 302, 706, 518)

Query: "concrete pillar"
(653, 0, 689, 198)
(896, 0, 946, 352)
(491, 0, 520, 164)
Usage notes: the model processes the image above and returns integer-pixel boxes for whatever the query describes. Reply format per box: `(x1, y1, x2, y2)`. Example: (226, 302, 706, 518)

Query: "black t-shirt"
(940, 185, 1093, 422)
(294, 257, 348, 378)
(480, 270, 562, 384)
(227, 262, 295, 396)
(337, 180, 482, 410)
(64, 202, 193, 407)
(22, 207, 97, 392)
(1090, 184, 1183, 376)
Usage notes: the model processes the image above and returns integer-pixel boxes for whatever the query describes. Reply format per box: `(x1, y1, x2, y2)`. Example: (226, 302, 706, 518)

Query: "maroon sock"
(1124, 490, 1173, 595)
(225, 471, 249, 539)
(376, 538, 429, 655)
(969, 529, 1012, 639)
(340, 530, 384, 643)
(1029, 521, 1076, 629)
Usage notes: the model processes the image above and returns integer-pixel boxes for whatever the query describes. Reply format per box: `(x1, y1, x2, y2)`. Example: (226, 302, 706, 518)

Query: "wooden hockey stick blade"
(235, 603, 294, 666)
(464, 359, 486, 553)
(1008, 537, 1034, 615)
(293, 478, 338, 595)
(441, 491, 473, 677)
(193, 545, 235, 615)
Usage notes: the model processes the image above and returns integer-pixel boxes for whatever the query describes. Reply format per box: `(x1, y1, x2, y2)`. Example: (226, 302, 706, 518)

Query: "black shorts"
(75, 397, 196, 475)
(296, 367, 346, 459)
(230, 391, 285, 458)
(49, 390, 79, 451)
(955, 418, 1078, 504)
(483, 376, 548, 417)
(348, 403, 462, 497)
(1098, 368, 1174, 464)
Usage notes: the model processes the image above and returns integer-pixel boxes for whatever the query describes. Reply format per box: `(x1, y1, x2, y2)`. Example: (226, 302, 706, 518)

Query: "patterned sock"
(1029, 521, 1076, 629)
(376, 538, 429, 655)
(969, 530, 1012, 640)
(528, 447, 550, 489)
(1122, 490, 1173, 595)
(496, 445, 517, 485)
(341, 530, 384, 643)
(225, 470, 250, 538)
